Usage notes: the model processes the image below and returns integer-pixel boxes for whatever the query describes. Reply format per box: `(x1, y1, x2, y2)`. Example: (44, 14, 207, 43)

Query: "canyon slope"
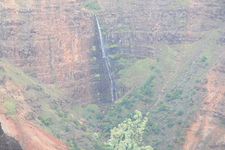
(0, 0, 225, 149)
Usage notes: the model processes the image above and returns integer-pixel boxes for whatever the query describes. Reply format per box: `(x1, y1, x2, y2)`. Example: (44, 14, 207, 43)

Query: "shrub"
(143, 97, 152, 103)
(151, 124, 161, 134)
(72, 119, 80, 126)
(177, 110, 184, 116)
(89, 122, 96, 128)
(157, 102, 170, 112)
(38, 116, 53, 126)
(101, 123, 112, 132)
(82, 133, 93, 141)
(4, 101, 16, 114)
(108, 110, 117, 116)
(133, 91, 144, 99)
(167, 122, 175, 128)
(81, 124, 87, 131)
(141, 76, 155, 96)
(84, 0, 100, 10)
(108, 44, 118, 49)
(166, 89, 183, 101)
(152, 139, 161, 147)
(121, 98, 135, 109)
(57, 110, 64, 117)
(65, 125, 70, 132)
(125, 103, 134, 109)
(115, 106, 122, 113)
(96, 113, 102, 119)
(200, 56, 207, 62)
(86, 104, 98, 113)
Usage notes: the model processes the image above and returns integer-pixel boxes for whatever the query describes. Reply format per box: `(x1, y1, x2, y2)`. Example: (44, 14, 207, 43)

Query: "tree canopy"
(106, 110, 153, 150)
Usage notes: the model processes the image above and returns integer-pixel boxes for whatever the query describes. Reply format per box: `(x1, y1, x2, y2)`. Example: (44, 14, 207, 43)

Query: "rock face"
(101, 0, 225, 48)
(0, 122, 22, 150)
(0, 0, 93, 104)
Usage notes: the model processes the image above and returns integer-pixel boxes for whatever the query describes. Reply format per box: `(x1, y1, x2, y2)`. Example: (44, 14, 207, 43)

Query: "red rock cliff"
(0, 0, 93, 104)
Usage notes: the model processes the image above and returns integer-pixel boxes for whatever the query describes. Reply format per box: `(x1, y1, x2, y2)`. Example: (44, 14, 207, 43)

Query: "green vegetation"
(91, 57, 97, 61)
(106, 110, 153, 150)
(94, 74, 100, 78)
(107, 44, 118, 49)
(38, 116, 53, 126)
(200, 56, 207, 62)
(178, 0, 190, 5)
(4, 101, 16, 114)
(83, 0, 101, 11)
(92, 46, 97, 52)
(165, 89, 183, 101)
(118, 58, 155, 88)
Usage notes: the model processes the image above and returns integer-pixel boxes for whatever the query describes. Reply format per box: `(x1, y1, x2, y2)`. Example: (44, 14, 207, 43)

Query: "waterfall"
(95, 15, 116, 102)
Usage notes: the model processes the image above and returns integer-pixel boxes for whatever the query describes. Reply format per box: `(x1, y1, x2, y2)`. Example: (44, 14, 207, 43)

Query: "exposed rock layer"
(0, 0, 93, 104)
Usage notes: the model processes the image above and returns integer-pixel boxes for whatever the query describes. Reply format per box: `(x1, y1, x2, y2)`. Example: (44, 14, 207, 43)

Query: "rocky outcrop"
(0, 122, 22, 150)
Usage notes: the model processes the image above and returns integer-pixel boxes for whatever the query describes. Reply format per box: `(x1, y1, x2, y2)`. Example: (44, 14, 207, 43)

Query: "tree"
(106, 110, 153, 150)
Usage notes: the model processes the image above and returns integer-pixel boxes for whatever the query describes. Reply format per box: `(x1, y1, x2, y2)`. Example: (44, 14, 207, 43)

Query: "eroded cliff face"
(0, 0, 93, 104)
(184, 58, 225, 150)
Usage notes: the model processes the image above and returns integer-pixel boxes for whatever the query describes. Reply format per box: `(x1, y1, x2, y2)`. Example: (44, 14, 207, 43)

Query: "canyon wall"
(2, 0, 224, 103)
(1, 0, 225, 149)
(0, 0, 93, 104)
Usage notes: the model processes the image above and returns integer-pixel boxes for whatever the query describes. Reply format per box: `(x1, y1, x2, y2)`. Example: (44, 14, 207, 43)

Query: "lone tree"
(106, 110, 153, 150)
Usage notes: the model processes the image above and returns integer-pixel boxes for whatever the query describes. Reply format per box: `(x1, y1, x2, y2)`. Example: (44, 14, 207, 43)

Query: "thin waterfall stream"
(95, 15, 116, 102)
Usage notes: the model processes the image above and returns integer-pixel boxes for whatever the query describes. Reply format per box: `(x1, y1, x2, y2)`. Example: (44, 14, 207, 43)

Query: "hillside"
(0, 0, 225, 149)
